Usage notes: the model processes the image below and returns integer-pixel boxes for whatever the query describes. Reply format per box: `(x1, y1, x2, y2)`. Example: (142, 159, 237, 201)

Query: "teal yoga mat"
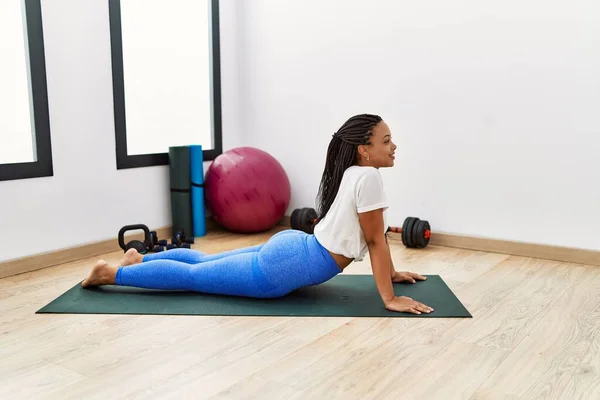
(37, 275, 471, 318)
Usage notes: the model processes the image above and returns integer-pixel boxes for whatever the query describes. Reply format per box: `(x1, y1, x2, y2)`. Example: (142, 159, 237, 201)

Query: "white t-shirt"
(313, 165, 388, 262)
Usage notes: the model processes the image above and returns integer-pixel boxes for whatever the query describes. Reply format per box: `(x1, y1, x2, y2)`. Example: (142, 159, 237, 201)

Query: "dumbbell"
(148, 230, 166, 252)
(156, 228, 194, 251)
(150, 231, 158, 247)
(171, 229, 195, 247)
(166, 242, 191, 250)
(387, 217, 431, 249)
(290, 207, 432, 249)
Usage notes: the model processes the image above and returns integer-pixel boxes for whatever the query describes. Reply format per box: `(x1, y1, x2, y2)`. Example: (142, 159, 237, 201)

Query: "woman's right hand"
(384, 296, 434, 314)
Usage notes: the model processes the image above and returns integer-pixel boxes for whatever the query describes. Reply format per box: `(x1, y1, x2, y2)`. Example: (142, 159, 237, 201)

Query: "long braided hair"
(315, 113, 383, 222)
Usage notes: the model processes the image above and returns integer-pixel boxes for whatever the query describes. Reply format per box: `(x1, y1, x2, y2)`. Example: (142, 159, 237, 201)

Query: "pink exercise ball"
(204, 147, 291, 233)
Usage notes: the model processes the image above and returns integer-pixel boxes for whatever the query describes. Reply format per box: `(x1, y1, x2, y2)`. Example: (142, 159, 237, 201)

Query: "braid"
(315, 113, 382, 222)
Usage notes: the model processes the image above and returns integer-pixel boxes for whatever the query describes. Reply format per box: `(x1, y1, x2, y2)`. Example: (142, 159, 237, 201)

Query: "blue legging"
(115, 229, 342, 298)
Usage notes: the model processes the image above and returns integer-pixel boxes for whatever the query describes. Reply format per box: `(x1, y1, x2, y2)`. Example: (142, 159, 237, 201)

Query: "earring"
(366, 155, 370, 161)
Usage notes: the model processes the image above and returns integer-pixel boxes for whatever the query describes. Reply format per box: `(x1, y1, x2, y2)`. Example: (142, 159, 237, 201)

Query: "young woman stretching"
(82, 114, 433, 315)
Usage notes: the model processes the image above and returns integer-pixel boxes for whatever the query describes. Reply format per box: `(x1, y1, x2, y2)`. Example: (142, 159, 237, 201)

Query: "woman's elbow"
(365, 235, 386, 248)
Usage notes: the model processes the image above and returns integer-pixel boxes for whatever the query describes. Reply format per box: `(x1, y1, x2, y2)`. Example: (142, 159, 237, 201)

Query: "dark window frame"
(0, 0, 53, 182)
(108, 0, 223, 170)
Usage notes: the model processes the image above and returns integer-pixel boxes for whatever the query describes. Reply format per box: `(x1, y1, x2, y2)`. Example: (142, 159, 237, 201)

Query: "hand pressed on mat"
(384, 295, 434, 315)
(392, 271, 427, 284)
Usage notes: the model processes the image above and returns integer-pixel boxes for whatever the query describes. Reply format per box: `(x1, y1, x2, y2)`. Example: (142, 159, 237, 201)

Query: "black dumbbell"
(172, 229, 195, 247)
(166, 242, 189, 250)
(387, 217, 431, 248)
(150, 231, 159, 247)
(290, 207, 432, 249)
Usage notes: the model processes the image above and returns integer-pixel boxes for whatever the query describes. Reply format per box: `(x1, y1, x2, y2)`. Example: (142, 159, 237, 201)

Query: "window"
(108, 0, 222, 169)
(0, 0, 53, 182)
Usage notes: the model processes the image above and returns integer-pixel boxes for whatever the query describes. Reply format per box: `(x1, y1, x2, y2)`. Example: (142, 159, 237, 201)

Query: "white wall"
(2, 0, 598, 264)
(237, 0, 600, 250)
(0, 0, 244, 263)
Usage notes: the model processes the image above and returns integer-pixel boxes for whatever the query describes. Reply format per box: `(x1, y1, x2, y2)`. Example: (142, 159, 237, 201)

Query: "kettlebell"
(118, 224, 152, 254)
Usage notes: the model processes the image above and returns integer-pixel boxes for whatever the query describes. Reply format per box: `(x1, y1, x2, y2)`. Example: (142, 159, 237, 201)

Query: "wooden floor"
(1, 227, 599, 400)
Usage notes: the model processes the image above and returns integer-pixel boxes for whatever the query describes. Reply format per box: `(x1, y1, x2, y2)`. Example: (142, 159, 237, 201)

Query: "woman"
(82, 114, 433, 315)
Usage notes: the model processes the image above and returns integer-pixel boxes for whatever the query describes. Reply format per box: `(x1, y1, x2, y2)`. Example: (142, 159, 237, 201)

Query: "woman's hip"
(256, 229, 341, 295)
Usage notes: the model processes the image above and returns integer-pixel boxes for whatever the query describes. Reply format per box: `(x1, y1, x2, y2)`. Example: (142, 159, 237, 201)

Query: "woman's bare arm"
(385, 234, 396, 279)
(359, 208, 433, 314)
(358, 208, 395, 304)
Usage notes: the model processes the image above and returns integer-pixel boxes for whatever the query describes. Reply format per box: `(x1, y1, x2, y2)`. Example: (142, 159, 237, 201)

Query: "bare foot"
(119, 248, 144, 267)
(81, 260, 117, 288)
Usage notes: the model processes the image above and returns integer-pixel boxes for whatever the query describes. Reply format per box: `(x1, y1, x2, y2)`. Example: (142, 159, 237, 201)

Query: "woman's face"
(358, 121, 397, 168)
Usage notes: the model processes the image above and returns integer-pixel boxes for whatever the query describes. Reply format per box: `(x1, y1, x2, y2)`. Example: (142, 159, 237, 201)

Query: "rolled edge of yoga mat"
(168, 146, 191, 190)
(169, 146, 193, 235)
(190, 145, 206, 237)
(170, 191, 193, 236)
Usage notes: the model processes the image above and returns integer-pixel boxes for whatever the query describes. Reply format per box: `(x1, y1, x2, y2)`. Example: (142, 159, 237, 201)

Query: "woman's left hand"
(392, 271, 427, 283)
